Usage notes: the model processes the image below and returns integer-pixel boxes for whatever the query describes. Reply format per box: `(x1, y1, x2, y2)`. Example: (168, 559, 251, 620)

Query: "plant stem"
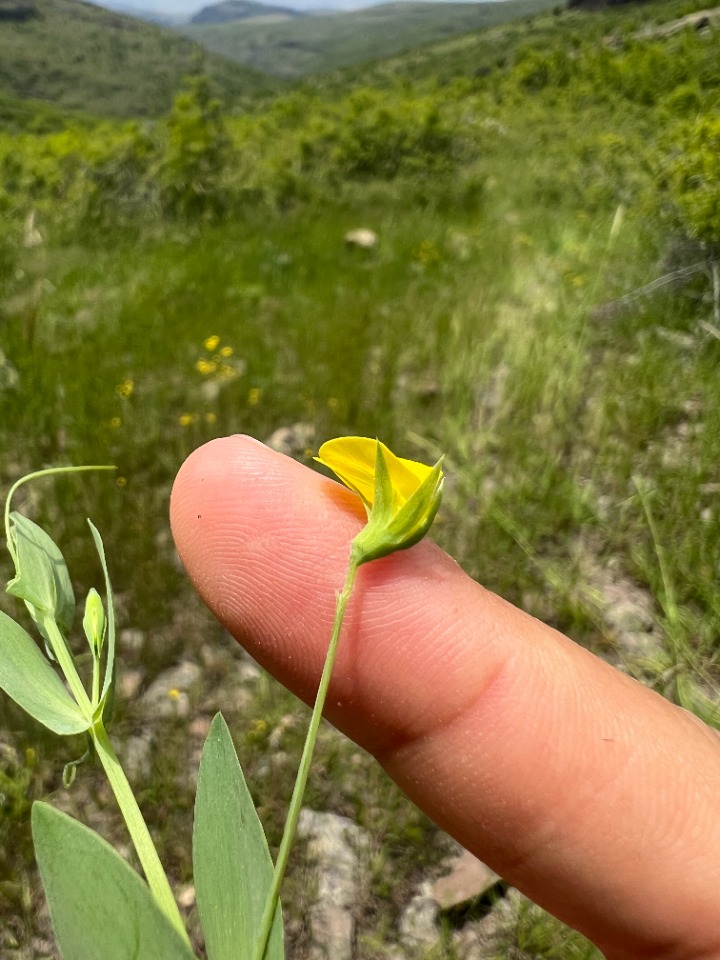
(91, 720, 191, 948)
(43, 617, 93, 720)
(4, 465, 116, 564)
(252, 554, 360, 960)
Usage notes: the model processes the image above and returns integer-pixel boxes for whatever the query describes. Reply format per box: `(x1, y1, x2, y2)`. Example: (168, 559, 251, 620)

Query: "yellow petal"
(315, 437, 433, 507)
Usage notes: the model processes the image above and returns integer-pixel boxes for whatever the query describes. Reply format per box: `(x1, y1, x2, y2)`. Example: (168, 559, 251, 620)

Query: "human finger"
(170, 435, 720, 960)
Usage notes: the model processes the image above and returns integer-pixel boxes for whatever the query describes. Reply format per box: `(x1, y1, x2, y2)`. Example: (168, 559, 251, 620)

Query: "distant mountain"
(191, 0, 304, 23)
(95, 2, 185, 25)
(85, 0, 204, 18)
(182, 0, 561, 79)
(89, 0, 500, 19)
(0, 0, 280, 118)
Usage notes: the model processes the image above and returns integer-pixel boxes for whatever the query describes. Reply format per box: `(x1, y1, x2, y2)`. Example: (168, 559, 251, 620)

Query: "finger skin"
(170, 436, 720, 960)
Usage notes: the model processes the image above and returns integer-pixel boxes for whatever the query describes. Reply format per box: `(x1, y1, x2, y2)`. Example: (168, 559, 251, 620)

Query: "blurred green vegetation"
(1, 0, 720, 955)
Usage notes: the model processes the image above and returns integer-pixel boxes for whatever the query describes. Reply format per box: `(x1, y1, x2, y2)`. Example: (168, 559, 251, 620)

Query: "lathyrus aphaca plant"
(0, 438, 443, 960)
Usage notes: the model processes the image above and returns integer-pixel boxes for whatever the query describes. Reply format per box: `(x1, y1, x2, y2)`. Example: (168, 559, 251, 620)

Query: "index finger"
(170, 435, 720, 960)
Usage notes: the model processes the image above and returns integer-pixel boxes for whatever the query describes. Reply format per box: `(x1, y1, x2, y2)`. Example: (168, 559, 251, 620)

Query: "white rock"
(430, 849, 501, 910)
(265, 422, 315, 457)
(399, 880, 439, 947)
(298, 810, 370, 960)
(139, 661, 202, 719)
(344, 228, 378, 250)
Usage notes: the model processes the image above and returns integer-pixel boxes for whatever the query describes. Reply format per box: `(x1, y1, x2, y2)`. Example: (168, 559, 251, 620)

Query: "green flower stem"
(42, 617, 93, 721)
(252, 553, 361, 960)
(4, 465, 116, 565)
(91, 720, 191, 948)
(91, 653, 101, 710)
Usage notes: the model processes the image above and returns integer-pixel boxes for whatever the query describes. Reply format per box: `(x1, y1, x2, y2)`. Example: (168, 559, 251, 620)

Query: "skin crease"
(169, 435, 720, 960)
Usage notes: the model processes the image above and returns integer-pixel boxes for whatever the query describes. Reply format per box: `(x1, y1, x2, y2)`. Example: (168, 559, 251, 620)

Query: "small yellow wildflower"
(316, 437, 443, 564)
(205, 411, 217, 425)
(416, 240, 441, 267)
(196, 359, 217, 376)
(204, 335, 220, 352)
(248, 387, 262, 406)
(110, 417, 122, 429)
(219, 345, 233, 358)
(168, 688, 181, 701)
(116, 476, 128, 487)
(116, 379, 134, 400)
(178, 413, 197, 427)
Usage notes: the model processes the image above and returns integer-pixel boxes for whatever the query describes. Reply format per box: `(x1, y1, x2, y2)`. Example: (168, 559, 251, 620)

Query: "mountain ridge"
(191, 0, 305, 24)
(181, 0, 561, 79)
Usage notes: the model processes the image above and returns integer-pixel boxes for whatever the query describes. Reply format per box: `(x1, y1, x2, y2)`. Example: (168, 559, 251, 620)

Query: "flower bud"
(83, 588, 106, 656)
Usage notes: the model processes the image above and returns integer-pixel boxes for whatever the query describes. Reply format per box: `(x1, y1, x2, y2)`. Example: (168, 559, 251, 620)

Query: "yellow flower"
(219, 345, 233, 358)
(116, 379, 134, 400)
(205, 411, 217, 425)
(204, 335, 220, 352)
(315, 437, 443, 564)
(248, 387, 262, 406)
(178, 413, 197, 427)
(316, 437, 429, 508)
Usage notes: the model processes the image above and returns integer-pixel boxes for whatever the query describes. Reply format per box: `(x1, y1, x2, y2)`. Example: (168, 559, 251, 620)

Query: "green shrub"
(332, 89, 457, 179)
(154, 74, 231, 219)
(663, 111, 720, 249)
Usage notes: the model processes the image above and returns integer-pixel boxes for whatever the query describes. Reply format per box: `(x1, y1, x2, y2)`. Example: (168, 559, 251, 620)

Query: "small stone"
(119, 628, 146, 654)
(176, 884, 196, 910)
(431, 850, 501, 911)
(118, 668, 143, 702)
(140, 661, 202, 719)
(344, 228, 378, 249)
(23, 211, 42, 248)
(268, 713, 300, 749)
(118, 733, 153, 783)
(474, 887, 527, 953)
(298, 810, 370, 960)
(399, 881, 439, 947)
(237, 659, 262, 684)
(189, 715, 213, 740)
(265, 422, 315, 457)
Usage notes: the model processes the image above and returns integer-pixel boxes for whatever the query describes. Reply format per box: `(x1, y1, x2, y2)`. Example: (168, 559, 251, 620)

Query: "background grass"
(1, 0, 720, 955)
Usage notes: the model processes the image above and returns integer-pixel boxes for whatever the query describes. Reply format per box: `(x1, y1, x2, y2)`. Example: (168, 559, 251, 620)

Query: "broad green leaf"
(6, 512, 75, 639)
(0, 611, 88, 735)
(32, 803, 198, 960)
(194, 713, 284, 960)
(88, 520, 116, 721)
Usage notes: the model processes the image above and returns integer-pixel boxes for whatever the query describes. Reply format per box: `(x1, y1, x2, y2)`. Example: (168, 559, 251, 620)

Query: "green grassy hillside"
(181, 0, 562, 79)
(0, 0, 279, 117)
